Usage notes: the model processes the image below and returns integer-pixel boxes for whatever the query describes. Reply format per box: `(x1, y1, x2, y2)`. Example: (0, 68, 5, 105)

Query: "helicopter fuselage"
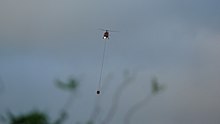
(103, 31, 109, 39)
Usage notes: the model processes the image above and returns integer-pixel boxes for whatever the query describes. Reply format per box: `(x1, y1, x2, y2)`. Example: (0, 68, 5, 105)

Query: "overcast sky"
(1, 0, 220, 124)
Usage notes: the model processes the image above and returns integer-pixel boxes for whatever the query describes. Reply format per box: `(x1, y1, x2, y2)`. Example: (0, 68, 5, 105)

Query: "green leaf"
(55, 78, 79, 91)
(151, 77, 165, 95)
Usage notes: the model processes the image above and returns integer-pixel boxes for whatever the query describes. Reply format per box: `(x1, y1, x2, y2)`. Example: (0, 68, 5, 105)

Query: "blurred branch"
(124, 94, 152, 124)
(101, 70, 137, 124)
(0, 77, 5, 123)
(88, 73, 114, 124)
(0, 110, 14, 124)
(0, 115, 6, 123)
(53, 111, 67, 124)
(0, 76, 5, 95)
(54, 78, 79, 124)
(124, 77, 166, 124)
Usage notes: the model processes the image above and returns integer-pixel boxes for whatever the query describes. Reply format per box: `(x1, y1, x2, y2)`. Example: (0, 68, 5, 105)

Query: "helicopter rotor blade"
(98, 28, 120, 32)
(98, 28, 107, 31)
(108, 30, 120, 32)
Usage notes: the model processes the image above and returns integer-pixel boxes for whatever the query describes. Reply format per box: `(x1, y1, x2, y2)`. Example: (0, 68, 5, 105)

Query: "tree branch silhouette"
(124, 77, 165, 124)
(124, 94, 152, 124)
(101, 70, 137, 124)
(88, 73, 114, 124)
(0, 76, 5, 95)
(54, 78, 79, 124)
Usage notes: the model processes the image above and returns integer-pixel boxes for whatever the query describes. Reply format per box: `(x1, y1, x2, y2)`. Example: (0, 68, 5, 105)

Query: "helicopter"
(96, 28, 119, 95)
(99, 28, 119, 39)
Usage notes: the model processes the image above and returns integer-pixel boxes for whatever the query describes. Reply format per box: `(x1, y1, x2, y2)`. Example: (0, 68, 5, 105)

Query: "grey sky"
(1, 0, 220, 124)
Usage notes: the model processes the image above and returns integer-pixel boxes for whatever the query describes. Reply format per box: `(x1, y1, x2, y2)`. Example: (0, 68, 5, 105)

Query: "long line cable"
(97, 39, 108, 94)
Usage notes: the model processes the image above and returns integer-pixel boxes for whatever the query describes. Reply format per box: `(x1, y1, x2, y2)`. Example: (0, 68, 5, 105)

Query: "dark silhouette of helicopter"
(103, 31, 109, 39)
(99, 28, 119, 39)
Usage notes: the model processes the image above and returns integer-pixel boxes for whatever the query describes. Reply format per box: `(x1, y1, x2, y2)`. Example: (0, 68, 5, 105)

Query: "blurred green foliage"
(8, 111, 48, 124)
(0, 75, 166, 124)
(151, 77, 165, 95)
(55, 78, 79, 91)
